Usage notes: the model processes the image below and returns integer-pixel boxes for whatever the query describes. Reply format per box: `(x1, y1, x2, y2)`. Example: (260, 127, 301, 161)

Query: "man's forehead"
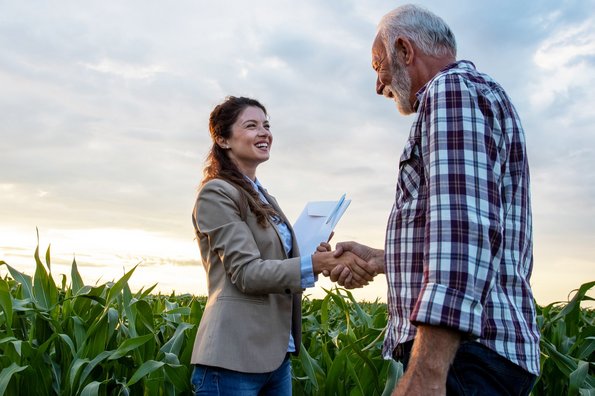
(371, 36, 386, 64)
(372, 34, 386, 53)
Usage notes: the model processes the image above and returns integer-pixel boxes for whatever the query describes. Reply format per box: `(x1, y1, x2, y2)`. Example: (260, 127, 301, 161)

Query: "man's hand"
(329, 241, 385, 288)
(392, 325, 461, 396)
(312, 250, 374, 286)
(335, 251, 375, 287)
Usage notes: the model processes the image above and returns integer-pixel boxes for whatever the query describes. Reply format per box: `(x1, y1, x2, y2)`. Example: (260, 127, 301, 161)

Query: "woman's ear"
(215, 137, 229, 149)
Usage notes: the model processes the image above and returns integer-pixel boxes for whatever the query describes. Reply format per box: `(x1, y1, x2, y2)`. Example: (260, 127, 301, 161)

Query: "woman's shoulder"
(198, 178, 241, 199)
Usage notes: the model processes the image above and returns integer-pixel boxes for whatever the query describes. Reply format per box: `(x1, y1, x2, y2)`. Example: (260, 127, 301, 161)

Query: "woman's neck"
(237, 165, 256, 181)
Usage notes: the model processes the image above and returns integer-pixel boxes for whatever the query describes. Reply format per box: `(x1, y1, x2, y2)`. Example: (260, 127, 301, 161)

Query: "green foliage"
(532, 281, 595, 396)
(294, 288, 398, 396)
(0, 239, 201, 395)
(1, 238, 594, 395)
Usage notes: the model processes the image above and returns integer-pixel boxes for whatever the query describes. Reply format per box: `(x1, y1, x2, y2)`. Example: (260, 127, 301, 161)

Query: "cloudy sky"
(1, 0, 594, 305)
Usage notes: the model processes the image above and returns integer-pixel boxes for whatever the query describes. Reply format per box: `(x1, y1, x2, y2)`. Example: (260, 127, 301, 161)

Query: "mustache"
(382, 85, 394, 99)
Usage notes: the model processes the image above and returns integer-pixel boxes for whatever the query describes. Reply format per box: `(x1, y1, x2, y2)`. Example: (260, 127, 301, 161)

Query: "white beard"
(386, 58, 414, 115)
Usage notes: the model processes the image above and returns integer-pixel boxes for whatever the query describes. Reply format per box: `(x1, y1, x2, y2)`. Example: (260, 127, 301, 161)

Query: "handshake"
(311, 241, 385, 289)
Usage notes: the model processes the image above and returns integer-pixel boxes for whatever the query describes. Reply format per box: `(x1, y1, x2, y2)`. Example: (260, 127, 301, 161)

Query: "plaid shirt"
(383, 60, 540, 375)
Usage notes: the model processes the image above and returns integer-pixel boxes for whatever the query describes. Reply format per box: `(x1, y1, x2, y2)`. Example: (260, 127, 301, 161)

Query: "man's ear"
(395, 37, 415, 66)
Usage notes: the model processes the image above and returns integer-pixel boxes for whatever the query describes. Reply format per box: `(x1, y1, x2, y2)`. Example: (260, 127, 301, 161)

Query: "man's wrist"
(407, 325, 461, 382)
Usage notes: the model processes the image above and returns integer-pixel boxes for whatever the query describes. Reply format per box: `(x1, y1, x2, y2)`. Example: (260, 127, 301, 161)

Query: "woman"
(190, 96, 370, 395)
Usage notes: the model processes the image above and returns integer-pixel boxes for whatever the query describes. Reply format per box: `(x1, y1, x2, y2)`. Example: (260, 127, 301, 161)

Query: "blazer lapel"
(259, 187, 300, 258)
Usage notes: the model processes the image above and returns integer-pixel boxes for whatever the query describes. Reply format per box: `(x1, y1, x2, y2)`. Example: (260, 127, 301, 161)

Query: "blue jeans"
(397, 341, 536, 396)
(191, 355, 292, 396)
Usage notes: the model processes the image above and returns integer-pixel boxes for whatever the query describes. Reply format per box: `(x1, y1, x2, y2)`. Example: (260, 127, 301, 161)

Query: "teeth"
(256, 143, 268, 149)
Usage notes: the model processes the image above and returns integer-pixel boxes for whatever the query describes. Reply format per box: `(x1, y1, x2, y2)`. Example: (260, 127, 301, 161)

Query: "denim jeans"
(397, 340, 537, 396)
(191, 355, 292, 396)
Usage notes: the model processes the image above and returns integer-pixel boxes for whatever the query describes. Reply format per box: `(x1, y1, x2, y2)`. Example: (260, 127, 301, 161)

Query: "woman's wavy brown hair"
(202, 96, 278, 227)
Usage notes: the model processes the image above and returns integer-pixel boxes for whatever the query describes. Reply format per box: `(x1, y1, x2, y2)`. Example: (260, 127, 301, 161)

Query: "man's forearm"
(393, 324, 461, 395)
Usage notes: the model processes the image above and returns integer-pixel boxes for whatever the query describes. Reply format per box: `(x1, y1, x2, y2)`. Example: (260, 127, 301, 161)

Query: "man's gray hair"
(377, 4, 456, 59)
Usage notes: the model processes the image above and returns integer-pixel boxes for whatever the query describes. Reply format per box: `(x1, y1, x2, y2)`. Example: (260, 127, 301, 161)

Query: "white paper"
(292, 194, 351, 255)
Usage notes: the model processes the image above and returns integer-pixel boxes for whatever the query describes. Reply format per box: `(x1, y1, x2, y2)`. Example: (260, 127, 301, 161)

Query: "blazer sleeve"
(194, 179, 303, 295)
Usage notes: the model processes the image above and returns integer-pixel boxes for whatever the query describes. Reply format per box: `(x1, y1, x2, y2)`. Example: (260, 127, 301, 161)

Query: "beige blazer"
(190, 178, 303, 373)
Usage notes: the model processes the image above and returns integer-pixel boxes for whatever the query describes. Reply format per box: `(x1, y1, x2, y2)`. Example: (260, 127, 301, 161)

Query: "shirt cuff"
(300, 255, 316, 288)
(410, 282, 484, 337)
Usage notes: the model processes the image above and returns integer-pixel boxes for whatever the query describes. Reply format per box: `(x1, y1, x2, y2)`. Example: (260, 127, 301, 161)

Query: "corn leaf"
(33, 241, 58, 310)
(160, 322, 194, 355)
(381, 359, 403, 396)
(105, 264, 138, 306)
(137, 283, 158, 299)
(76, 351, 112, 394)
(553, 281, 595, 333)
(3, 264, 33, 301)
(68, 358, 89, 392)
(0, 363, 28, 396)
(576, 336, 595, 361)
(80, 381, 102, 396)
(70, 258, 85, 294)
(126, 360, 165, 386)
(57, 333, 77, 360)
(163, 363, 189, 391)
(109, 334, 154, 360)
(0, 279, 13, 336)
(569, 360, 590, 396)
(298, 342, 322, 391)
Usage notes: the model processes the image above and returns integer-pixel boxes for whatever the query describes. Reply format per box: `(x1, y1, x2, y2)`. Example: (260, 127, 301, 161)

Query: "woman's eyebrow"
(241, 119, 266, 125)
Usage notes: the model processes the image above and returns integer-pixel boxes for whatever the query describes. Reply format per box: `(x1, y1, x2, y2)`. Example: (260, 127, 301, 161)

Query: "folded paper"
(293, 194, 351, 255)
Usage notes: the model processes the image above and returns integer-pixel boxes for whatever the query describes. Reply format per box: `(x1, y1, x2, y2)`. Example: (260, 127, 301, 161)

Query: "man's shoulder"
(433, 60, 477, 82)
(427, 60, 500, 93)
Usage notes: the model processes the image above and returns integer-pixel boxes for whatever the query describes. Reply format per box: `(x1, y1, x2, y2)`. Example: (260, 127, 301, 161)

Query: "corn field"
(0, 242, 593, 395)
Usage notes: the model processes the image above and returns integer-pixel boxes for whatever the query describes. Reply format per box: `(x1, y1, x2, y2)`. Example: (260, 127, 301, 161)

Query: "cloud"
(1, 0, 595, 302)
(82, 59, 165, 80)
(531, 17, 595, 107)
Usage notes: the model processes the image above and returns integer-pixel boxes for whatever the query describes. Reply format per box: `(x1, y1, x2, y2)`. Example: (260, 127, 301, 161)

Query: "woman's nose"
(258, 125, 270, 135)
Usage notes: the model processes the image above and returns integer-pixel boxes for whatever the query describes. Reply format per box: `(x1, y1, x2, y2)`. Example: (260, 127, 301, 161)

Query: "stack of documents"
(292, 193, 351, 255)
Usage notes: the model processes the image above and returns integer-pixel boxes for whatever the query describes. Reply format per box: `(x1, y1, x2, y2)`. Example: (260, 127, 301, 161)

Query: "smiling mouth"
(255, 142, 269, 149)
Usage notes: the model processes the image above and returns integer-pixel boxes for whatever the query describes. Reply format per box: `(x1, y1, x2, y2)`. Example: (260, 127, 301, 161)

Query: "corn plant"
(1, 235, 594, 395)
(0, 234, 201, 395)
(532, 281, 595, 396)
(292, 288, 399, 396)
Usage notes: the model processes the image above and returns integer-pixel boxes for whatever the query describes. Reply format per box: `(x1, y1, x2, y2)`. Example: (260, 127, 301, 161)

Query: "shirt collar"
(413, 60, 476, 111)
(245, 176, 262, 191)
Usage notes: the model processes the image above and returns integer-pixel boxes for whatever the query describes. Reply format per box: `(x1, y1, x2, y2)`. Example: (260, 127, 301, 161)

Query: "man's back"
(384, 60, 540, 376)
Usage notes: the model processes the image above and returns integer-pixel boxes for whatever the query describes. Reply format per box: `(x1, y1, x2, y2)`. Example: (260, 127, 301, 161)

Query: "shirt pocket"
(396, 138, 424, 206)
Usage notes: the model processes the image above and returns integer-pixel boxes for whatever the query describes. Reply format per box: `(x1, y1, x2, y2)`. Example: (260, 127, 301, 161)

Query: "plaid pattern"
(383, 61, 540, 375)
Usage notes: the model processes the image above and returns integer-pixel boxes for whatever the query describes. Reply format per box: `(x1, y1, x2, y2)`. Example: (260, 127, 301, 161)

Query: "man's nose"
(376, 76, 385, 95)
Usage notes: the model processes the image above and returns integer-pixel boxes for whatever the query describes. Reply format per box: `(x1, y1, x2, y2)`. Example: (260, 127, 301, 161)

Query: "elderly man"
(332, 4, 540, 395)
